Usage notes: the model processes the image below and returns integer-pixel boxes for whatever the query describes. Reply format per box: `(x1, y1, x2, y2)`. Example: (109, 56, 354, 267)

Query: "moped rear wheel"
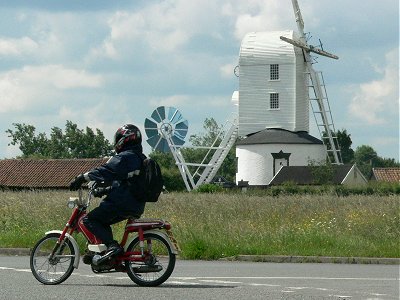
(30, 233, 76, 285)
(125, 232, 176, 287)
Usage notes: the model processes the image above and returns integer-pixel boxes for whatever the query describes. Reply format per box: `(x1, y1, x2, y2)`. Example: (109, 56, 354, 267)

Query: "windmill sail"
(144, 106, 188, 152)
(280, 0, 343, 164)
(279, 36, 339, 60)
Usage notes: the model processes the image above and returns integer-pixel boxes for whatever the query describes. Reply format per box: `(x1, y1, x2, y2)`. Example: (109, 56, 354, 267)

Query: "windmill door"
(274, 158, 288, 176)
(271, 151, 291, 176)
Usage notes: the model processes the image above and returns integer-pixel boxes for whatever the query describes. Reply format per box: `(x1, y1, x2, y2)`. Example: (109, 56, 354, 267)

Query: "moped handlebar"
(68, 182, 97, 209)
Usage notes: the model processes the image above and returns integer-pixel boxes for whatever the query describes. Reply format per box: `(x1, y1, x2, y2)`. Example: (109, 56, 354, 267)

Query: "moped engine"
(82, 253, 94, 265)
(92, 254, 102, 266)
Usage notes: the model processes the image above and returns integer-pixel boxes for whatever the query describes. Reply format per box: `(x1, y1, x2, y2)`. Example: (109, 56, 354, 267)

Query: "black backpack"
(130, 157, 164, 202)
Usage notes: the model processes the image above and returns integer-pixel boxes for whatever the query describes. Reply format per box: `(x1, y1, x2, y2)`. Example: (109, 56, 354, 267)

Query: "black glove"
(69, 174, 86, 191)
(93, 186, 111, 198)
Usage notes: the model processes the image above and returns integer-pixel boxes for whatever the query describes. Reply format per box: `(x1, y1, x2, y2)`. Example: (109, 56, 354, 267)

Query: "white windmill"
(235, 0, 343, 186)
(280, 0, 342, 164)
(144, 0, 342, 190)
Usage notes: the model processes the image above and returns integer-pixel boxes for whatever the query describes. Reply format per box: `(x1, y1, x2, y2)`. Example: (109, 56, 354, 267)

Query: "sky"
(0, 0, 398, 161)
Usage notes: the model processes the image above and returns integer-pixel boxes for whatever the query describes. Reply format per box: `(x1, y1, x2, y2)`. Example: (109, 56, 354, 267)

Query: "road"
(0, 256, 398, 300)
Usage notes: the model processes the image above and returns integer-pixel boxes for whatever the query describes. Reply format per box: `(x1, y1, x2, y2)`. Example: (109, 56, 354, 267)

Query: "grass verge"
(0, 190, 399, 259)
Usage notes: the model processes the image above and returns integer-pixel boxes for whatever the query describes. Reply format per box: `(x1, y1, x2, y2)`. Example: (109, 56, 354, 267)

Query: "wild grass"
(0, 190, 399, 259)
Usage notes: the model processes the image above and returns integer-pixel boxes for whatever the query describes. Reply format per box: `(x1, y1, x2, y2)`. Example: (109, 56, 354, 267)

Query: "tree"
(336, 129, 354, 164)
(189, 118, 222, 146)
(308, 159, 335, 185)
(184, 117, 236, 181)
(354, 145, 378, 178)
(48, 127, 68, 158)
(375, 156, 400, 168)
(6, 121, 113, 159)
(6, 123, 48, 158)
(323, 129, 354, 164)
(354, 144, 400, 178)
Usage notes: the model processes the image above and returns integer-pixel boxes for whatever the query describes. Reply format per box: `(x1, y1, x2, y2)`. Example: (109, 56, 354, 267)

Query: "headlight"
(67, 197, 79, 209)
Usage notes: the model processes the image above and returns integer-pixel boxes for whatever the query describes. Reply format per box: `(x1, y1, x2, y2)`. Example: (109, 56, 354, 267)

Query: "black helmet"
(114, 124, 142, 153)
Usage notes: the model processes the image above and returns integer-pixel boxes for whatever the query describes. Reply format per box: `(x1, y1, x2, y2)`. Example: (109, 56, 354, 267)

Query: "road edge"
(221, 254, 400, 265)
(1, 248, 399, 265)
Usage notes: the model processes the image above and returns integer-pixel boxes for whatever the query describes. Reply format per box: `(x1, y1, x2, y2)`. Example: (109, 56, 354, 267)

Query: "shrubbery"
(195, 183, 224, 193)
(195, 181, 400, 196)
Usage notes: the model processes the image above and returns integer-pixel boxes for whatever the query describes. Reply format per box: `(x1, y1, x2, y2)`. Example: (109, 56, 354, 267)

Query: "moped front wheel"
(125, 232, 176, 287)
(30, 233, 76, 285)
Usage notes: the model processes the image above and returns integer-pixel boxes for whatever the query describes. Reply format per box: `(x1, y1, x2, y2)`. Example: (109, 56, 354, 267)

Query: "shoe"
(92, 242, 123, 266)
(105, 243, 124, 258)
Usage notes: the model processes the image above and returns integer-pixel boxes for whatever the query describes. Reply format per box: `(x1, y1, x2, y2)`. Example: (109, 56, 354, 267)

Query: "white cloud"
(0, 36, 38, 56)
(15, 11, 106, 64)
(89, 4, 189, 60)
(229, 0, 295, 40)
(88, 0, 236, 61)
(58, 105, 75, 120)
(0, 65, 103, 113)
(220, 63, 236, 78)
(348, 48, 399, 125)
(41, 65, 103, 89)
(0, 73, 27, 112)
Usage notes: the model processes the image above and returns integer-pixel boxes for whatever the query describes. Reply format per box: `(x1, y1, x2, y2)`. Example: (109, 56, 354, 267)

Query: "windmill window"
(269, 93, 279, 109)
(270, 64, 279, 80)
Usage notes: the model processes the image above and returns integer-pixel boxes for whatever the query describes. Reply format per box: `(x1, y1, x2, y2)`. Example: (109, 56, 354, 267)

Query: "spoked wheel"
(125, 233, 176, 287)
(30, 233, 76, 285)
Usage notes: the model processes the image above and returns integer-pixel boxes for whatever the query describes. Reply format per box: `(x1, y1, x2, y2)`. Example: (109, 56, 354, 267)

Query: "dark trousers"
(83, 199, 140, 246)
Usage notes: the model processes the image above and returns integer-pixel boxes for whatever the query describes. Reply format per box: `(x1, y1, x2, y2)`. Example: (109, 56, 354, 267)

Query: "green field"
(0, 190, 399, 259)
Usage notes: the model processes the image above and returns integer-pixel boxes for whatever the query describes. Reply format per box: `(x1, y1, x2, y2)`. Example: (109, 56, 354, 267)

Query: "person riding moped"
(69, 124, 146, 260)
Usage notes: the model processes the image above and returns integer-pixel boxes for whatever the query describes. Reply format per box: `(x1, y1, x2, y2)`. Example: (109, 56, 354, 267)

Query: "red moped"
(30, 182, 179, 286)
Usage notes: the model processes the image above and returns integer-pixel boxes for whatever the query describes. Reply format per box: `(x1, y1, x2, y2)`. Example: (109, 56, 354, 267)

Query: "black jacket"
(86, 144, 146, 214)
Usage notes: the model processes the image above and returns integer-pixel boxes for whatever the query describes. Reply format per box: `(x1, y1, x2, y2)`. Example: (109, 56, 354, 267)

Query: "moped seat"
(125, 218, 170, 230)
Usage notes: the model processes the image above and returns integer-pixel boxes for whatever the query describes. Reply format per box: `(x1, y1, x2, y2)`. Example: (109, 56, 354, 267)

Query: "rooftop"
(269, 165, 355, 185)
(236, 128, 323, 146)
(371, 168, 400, 183)
(0, 158, 109, 188)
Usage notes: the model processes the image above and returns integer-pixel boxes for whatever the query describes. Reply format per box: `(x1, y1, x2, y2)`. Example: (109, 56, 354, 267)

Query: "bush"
(281, 181, 300, 194)
(162, 168, 187, 192)
(269, 182, 400, 197)
(195, 184, 224, 193)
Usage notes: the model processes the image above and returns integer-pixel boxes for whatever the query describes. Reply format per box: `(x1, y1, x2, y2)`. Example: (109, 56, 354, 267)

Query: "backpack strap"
(126, 152, 147, 179)
(127, 169, 140, 178)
